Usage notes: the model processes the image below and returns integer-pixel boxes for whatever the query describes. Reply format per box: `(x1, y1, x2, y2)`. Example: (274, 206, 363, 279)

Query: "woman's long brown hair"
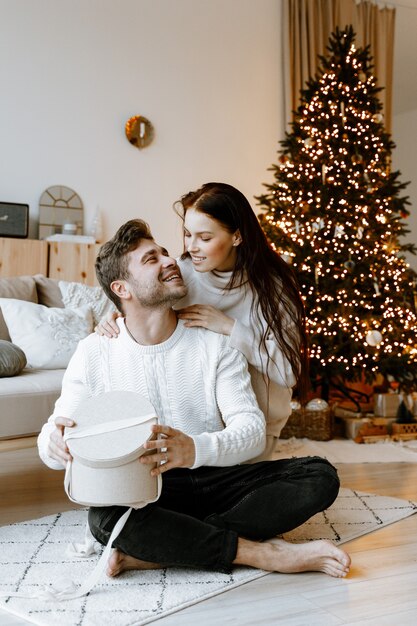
(175, 182, 309, 401)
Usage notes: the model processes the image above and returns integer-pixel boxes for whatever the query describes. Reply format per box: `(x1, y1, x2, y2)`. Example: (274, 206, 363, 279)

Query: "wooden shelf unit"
(0, 238, 101, 286)
(48, 241, 101, 285)
(0, 238, 48, 277)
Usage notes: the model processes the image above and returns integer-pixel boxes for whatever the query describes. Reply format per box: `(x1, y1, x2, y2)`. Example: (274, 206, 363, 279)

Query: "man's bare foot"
(234, 538, 351, 578)
(107, 549, 162, 577)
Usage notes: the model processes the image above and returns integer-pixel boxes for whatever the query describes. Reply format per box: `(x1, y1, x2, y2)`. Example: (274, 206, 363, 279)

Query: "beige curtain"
(283, 0, 396, 132)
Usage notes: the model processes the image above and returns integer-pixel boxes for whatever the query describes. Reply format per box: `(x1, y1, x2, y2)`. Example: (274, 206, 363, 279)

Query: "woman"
(98, 182, 308, 459)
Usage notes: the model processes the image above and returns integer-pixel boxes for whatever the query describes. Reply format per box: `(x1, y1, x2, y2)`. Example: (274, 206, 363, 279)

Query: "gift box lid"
(64, 391, 158, 467)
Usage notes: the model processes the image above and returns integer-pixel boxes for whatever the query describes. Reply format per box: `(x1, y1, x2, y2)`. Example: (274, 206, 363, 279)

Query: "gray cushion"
(34, 274, 64, 308)
(0, 340, 27, 377)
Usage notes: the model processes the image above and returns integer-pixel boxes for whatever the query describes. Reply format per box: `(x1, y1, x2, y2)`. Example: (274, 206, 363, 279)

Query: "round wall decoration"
(38, 185, 84, 239)
(125, 116, 154, 149)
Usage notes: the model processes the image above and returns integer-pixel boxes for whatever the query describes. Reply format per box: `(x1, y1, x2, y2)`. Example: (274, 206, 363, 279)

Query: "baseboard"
(0, 435, 37, 453)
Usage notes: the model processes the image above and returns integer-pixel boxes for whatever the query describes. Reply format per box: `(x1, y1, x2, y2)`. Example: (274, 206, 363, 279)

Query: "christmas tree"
(257, 26, 417, 398)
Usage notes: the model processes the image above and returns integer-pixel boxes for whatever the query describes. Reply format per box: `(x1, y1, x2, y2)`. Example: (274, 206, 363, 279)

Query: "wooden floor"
(1, 442, 417, 625)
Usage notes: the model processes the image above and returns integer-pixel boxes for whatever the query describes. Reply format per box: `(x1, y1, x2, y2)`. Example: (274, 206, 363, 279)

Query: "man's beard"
(129, 278, 187, 308)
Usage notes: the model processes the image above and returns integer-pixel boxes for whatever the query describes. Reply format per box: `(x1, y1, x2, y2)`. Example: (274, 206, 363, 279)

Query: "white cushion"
(59, 281, 116, 326)
(0, 299, 93, 369)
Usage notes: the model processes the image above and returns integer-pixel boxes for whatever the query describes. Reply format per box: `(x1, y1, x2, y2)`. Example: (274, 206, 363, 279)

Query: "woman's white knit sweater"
(38, 319, 266, 471)
(175, 257, 295, 441)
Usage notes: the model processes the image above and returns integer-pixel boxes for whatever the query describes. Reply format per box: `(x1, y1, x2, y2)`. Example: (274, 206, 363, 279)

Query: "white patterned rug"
(271, 437, 417, 463)
(0, 489, 416, 626)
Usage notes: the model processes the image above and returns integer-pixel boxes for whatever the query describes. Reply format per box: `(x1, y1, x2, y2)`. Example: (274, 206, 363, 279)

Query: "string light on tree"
(257, 26, 417, 396)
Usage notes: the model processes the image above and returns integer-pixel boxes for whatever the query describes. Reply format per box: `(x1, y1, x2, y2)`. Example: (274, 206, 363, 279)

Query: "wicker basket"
(392, 422, 417, 435)
(280, 406, 334, 441)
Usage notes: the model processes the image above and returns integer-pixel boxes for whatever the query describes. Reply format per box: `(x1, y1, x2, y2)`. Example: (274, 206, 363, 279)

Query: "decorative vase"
(90, 206, 103, 243)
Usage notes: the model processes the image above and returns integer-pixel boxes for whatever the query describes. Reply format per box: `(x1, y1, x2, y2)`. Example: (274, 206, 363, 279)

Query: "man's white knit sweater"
(38, 318, 266, 471)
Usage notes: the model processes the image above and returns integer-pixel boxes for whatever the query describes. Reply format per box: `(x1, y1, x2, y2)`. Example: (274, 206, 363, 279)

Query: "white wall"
(392, 108, 417, 272)
(391, 1, 417, 273)
(0, 0, 283, 257)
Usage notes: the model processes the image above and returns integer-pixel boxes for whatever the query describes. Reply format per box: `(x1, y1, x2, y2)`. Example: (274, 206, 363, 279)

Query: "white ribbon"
(66, 520, 99, 558)
(64, 413, 156, 442)
(0, 508, 132, 601)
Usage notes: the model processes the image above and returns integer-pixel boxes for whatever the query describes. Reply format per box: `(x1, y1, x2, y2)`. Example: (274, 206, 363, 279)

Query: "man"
(38, 219, 350, 579)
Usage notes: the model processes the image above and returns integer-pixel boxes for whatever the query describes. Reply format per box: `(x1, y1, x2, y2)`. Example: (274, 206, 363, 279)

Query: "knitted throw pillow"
(0, 340, 27, 377)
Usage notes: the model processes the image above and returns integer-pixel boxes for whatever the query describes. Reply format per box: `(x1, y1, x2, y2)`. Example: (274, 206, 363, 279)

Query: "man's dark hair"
(95, 219, 153, 312)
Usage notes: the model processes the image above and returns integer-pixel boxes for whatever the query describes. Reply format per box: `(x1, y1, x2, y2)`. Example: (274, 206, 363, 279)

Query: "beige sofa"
(0, 274, 67, 439)
(0, 272, 109, 439)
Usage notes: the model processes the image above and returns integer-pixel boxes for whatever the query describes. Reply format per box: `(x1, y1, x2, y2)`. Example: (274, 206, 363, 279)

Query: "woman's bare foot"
(234, 538, 351, 578)
(107, 549, 162, 577)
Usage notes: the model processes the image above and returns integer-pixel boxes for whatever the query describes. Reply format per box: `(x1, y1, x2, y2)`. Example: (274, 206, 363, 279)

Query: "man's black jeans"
(88, 456, 340, 573)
